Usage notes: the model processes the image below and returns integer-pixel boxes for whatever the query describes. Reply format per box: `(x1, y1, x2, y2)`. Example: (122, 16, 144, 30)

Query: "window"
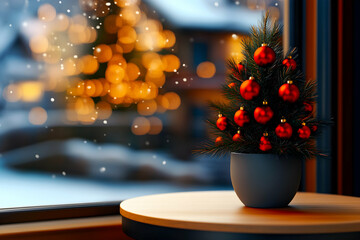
(0, 0, 284, 218)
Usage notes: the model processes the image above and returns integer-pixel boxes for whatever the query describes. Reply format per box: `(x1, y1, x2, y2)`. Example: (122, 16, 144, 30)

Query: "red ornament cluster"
(254, 43, 276, 67)
(259, 132, 272, 151)
(282, 56, 297, 70)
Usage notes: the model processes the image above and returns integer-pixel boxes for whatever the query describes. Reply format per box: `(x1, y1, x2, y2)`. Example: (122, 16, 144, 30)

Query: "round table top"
(120, 191, 360, 234)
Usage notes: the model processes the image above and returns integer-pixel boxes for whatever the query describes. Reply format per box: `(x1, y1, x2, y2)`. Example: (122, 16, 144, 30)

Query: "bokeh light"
(196, 61, 216, 78)
(29, 107, 48, 125)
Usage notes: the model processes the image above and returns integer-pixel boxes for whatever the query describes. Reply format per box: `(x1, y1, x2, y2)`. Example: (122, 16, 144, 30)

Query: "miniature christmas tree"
(202, 13, 319, 159)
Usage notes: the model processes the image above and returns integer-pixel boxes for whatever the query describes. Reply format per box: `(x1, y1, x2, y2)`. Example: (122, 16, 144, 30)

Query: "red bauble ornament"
(254, 43, 276, 67)
(215, 136, 224, 145)
(279, 80, 300, 103)
(254, 100, 274, 124)
(237, 62, 245, 72)
(234, 106, 250, 127)
(275, 118, 293, 139)
(304, 102, 313, 112)
(298, 123, 311, 139)
(232, 130, 242, 142)
(216, 114, 228, 131)
(282, 56, 297, 70)
(228, 82, 236, 88)
(240, 77, 260, 100)
(259, 133, 272, 151)
(311, 125, 318, 132)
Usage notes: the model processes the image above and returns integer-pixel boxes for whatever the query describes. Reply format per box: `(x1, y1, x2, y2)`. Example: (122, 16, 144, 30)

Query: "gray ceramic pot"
(231, 152, 302, 208)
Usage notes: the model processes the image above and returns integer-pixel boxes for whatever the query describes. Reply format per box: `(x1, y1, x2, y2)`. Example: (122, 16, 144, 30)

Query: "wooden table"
(120, 191, 360, 240)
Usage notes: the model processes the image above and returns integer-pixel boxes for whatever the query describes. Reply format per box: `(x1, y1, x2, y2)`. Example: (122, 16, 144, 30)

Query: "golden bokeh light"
(94, 44, 113, 63)
(53, 14, 69, 31)
(38, 4, 56, 22)
(118, 26, 137, 44)
(82, 55, 99, 75)
(196, 61, 216, 78)
(156, 95, 169, 113)
(137, 99, 157, 116)
(148, 116, 163, 135)
(95, 101, 112, 120)
(108, 54, 127, 68)
(29, 35, 49, 54)
(19, 82, 44, 102)
(75, 97, 95, 115)
(3, 84, 21, 102)
(29, 107, 47, 125)
(164, 92, 181, 110)
(131, 116, 151, 135)
(161, 30, 176, 48)
(145, 70, 165, 87)
(109, 82, 128, 98)
(106, 65, 125, 84)
(162, 54, 180, 72)
(126, 63, 140, 81)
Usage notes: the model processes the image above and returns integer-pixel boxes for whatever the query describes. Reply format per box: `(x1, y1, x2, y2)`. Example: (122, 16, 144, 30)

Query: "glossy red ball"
(215, 136, 224, 145)
(216, 116, 228, 131)
(275, 122, 293, 139)
(254, 45, 276, 67)
(282, 58, 297, 70)
(237, 63, 245, 72)
(240, 79, 260, 100)
(232, 133, 242, 142)
(234, 109, 250, 127)
(259, 136, 272, 151)
(254, 106, 274, 124)
(279, 83, 300, 103)
(298, 125, 311, 139)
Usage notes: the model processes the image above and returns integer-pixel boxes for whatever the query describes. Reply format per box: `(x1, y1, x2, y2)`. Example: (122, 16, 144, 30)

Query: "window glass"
(0, 0, 283, 208)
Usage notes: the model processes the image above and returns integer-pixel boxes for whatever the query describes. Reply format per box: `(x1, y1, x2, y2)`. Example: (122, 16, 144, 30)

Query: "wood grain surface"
(120, 191, 360, 234)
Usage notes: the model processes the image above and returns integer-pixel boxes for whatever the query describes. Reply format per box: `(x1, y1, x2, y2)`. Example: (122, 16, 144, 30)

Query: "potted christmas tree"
(201, 13, 319, 208)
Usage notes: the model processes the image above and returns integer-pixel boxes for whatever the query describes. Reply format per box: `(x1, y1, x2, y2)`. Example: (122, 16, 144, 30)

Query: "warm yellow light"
(161, 30, 176, 48)
(109, 83, 128, 98)
(94, 44, 113, 63)
(99, 78, 110, 96)
(108, 54, 127, 68)
(53, 14, 69, 31)
(82, 55, 99, 75)
(137, 99, 157, 116)
(118, 26, 137, 44)
(85, 80, 96, 97)
(126, 63, 140, 81)
(3, 84, 21, 102)
(38, 4, 56, 22)
(106, 65, 125, 84)
(29, 35, 48, 54)
(196, 61, 216, 78)
(19, 82, 44, 102)
(164, 92, 181, 110)
(131, 117, 151, 135)
(162, 55, 180, 72)
(145, 70, 165, 87)
(121, 5, 141, 26)
(68, 24, 87, 44)
(156, 95, 169, 113)
(29, 107, 47, 125)
(75, 97, 95, 115)
(148, 116, 163, 135)
(95, 101, 112, 120)
(92, 79, 103, 97)
(142, 52, 161, 69)
(118, 42, 135, 53)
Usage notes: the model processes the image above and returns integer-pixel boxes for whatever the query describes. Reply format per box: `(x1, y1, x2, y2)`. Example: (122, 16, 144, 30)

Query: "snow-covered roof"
(143, 0, 263, 32)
